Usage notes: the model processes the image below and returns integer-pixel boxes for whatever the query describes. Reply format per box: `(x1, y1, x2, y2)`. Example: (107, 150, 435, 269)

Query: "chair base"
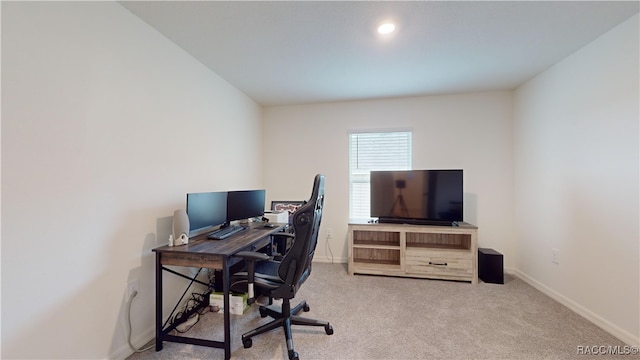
(242, 298, 333, 360)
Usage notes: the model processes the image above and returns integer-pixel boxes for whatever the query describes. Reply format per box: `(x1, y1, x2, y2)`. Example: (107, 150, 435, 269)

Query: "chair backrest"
(273, 174, 325, 299)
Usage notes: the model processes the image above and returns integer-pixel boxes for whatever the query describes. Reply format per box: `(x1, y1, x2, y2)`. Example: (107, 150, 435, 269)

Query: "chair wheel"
(288, 350, 299, 360)
(302, 303, 310, 312)
(325, 324, 334, 335)
(242, 337, 252, 348)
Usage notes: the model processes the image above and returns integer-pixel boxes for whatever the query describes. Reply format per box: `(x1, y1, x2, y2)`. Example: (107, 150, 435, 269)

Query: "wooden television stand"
(348, 220, 478, 284)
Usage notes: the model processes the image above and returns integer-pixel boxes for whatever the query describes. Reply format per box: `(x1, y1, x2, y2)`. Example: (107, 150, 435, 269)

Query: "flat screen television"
(370, 169, 463, 226)
(227, 189, 266, 223)
(186, 191, 228, 236)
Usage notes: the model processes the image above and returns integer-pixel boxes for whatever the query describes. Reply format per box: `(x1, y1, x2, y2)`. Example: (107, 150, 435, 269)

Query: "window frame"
(348, 130, 412, 220)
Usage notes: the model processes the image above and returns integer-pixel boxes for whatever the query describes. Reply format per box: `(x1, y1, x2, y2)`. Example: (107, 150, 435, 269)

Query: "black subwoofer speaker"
(478, 248, 504, 284)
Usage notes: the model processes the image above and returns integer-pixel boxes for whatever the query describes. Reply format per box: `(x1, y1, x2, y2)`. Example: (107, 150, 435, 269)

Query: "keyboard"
(207, 225, 246, 240)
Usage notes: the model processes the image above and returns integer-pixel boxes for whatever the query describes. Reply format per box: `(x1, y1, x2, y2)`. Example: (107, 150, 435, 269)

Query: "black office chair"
(231, 174, 333, 360)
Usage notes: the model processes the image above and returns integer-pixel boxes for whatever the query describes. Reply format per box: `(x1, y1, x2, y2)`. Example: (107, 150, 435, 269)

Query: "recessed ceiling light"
(377, 22, 396, 35)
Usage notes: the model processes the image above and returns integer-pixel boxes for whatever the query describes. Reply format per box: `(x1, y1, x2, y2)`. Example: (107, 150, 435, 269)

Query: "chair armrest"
(235, 251, 271, 261)
(271, 233, 295, 258)
(234, 251, 270, 304)
(272, 233, 295, 239)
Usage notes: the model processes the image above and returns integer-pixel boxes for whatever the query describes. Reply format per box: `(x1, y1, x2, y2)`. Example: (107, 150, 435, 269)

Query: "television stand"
(348, 220, 478, 284)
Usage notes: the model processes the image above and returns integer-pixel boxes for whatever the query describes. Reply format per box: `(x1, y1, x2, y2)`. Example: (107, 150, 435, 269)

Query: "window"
(349, 131, 412, 219)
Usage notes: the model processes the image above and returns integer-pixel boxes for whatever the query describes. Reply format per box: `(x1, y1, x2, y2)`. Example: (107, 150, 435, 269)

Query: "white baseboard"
(507, 267, 639, 347)
(313, 256, 347, 264)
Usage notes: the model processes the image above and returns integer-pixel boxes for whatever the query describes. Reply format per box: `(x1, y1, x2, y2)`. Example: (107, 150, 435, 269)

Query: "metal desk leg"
(223, 257, 231, 359)
(155, 253, 163, 351)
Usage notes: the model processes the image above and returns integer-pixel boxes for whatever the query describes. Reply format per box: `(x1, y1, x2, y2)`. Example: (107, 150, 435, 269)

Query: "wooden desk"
(152, 222, 285, 359)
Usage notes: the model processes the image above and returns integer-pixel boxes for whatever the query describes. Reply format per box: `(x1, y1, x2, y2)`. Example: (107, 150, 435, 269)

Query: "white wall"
(2, 2, 263, 359)
(513, 14, 639, 345)
(262, 92, 514, 265)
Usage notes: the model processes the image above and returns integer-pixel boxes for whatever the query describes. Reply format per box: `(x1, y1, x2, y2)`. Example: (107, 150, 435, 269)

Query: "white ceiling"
(120, 1, 639, 106)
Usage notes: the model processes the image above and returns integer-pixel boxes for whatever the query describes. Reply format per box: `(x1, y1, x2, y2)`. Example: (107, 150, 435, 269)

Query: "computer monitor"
(227, 190, 266, 223)
(186, 191, 228, 236)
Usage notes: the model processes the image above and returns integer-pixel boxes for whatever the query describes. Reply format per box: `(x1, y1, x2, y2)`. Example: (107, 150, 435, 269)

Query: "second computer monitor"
(227, 189, 266, 222)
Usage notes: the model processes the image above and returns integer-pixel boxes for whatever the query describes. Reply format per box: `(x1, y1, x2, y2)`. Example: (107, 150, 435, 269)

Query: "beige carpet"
(126, 262, 628, 360)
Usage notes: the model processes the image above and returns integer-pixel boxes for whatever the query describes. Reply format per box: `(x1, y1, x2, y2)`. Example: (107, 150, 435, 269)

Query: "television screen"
(227, 190, 266, 222)
(186, 191, 228, 236)
(370, 169, 463, 225)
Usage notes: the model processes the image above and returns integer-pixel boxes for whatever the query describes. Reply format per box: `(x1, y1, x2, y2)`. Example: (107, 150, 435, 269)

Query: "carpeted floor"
(126, 262, 629, 360)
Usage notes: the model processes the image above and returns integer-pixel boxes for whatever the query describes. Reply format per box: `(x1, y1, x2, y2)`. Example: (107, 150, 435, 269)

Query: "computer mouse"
(264, 223, 276, 228)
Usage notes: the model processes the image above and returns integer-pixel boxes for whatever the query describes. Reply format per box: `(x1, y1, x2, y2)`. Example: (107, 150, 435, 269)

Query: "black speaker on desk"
(478, 248, 504, 284)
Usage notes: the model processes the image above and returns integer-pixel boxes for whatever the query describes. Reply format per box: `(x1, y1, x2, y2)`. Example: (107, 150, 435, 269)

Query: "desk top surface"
(153, 223, 286, 257)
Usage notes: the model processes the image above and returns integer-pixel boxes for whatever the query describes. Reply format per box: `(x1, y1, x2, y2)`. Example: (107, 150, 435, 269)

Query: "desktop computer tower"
(212, 262, 249, 292)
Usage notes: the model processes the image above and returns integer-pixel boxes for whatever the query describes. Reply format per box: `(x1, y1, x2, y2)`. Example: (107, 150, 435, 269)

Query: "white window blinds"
(349, 131, 412, 219)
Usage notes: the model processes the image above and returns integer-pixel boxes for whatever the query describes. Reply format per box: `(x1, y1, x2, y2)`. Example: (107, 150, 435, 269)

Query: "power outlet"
(552, 248, 560, 265)
(127, 279, 139, 301)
